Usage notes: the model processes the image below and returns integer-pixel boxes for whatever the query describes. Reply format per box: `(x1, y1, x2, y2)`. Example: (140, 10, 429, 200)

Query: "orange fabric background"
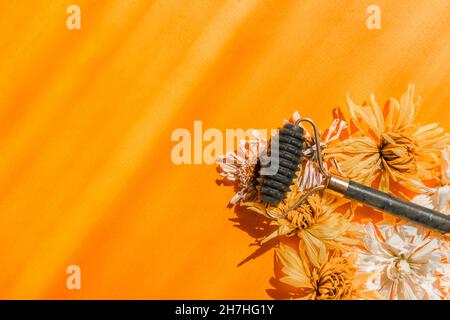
(0, 0, 449, 299)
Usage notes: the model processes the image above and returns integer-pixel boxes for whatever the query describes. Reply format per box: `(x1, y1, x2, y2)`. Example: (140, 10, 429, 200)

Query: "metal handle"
(328, 176, 450, 233)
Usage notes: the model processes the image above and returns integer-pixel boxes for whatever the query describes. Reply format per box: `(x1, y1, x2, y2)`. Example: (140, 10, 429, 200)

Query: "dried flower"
(216, 130, 266, 205)
(355, 223, 442, 300)
(412, 146, 450, 215)
(325, 85, 450, 192)
(276, 243, 379, 300)
(245, 189, 361, 267)
(438, 237, 450, 299)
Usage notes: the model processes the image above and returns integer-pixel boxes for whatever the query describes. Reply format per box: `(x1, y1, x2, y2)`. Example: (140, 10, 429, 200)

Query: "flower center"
(311, 265, 354, 300)
(237, 159, 260, 198)
(379, 133, 418, 174)
(387, 254, 412, 281)
(287, 202, 318, 230)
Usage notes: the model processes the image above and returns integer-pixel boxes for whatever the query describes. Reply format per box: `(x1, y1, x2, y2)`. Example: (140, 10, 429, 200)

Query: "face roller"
(257, 118, 450, 233)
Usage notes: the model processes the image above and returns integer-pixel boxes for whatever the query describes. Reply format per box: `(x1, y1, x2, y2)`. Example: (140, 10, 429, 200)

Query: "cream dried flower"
(216, 130, 266, 205)
(245, 188, 361, 267)
(438, 237, 450, 299)
(325, 85, 450, 192)
(356, 223, 443, 300)
(276, 243, 379, 300)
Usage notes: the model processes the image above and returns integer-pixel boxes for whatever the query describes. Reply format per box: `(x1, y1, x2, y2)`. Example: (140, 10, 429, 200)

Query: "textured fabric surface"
(0, 0, 449, 299)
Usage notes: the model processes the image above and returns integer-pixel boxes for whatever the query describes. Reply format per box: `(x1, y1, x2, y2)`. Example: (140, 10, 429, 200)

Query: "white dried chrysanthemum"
(356, 223, 443, 300)
(412, 146, 450, 215)
(438, 237, 450, 299)
(216, 130, 267, 205)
